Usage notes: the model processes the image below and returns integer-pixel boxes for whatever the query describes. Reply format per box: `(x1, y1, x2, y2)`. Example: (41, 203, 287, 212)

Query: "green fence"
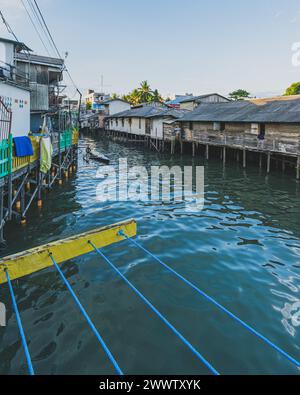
(0, 135, 12, 178)
(60, 129, 73, 151)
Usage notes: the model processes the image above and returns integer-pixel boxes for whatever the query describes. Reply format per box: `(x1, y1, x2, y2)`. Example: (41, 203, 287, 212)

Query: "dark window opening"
(220, 122, 225, 131)
(259, 123, 265, 138)
(189, 122, 193, 130)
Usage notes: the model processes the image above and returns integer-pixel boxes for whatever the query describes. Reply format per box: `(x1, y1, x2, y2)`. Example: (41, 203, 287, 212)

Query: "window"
(139, 117, 141, 129)
(116, 119, 118, 127)
(251, 123, 259, 134)
(122, 118, 124, 127)
(128, 118, 132, 126)
(213, 122, 226, 132)
(189, 122, 193, 130)
(259, 123, 265, 137)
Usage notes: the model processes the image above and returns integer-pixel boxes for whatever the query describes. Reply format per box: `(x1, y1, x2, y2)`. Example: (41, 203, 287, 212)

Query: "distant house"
(84, 90, 110, 110)
(15, 52, 64, 131)
(179, 93, 230, 111)
(107, 103, 187, 140)
(173, 96, 300, 151)
(103, 98, 131, 115)
(165, 94, 194, 109)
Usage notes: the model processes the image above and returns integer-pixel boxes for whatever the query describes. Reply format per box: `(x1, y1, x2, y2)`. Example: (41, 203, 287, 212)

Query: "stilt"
(267, 152, 271, 174)
(206, 144, 209, 160)
(0, 187, 4, 243)
(297, 156, 300, 180)
(243, 149, 246, 168)
(259, 153, 262, 169)
(171, 138, 175, 155)
(223, 147, 226, 165)
(236, 150, 240, 163)
(192, 142, 195, 157)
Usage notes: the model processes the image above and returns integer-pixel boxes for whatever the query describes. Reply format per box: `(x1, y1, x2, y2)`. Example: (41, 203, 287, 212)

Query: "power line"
(26, 0, 57, 57)
(32, 0, 81, 95)
(0, 10, 20, 42)
(32, 0, 62, 59)
(20, 0, 52, 57)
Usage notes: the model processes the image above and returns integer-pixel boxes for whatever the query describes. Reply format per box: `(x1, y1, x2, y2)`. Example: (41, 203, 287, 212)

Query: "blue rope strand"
(119, 231, 300, 369)
(5, 270, 35, 375)
(49, 254, 123, 375)
(88, 241, 219, 375)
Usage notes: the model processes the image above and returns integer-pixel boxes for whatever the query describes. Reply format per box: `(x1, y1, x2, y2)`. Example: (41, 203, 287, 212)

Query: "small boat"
(86, 147, 110, 164)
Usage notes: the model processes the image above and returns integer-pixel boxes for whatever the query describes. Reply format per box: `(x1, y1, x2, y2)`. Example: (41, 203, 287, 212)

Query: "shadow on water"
(0, 135, 300, 374)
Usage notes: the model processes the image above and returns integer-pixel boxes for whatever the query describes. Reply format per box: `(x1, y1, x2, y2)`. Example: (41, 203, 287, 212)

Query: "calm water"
(1, 135, 300, 375)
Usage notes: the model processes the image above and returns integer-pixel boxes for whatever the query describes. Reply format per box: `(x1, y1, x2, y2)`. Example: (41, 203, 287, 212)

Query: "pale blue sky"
(1, 0, 300, 98)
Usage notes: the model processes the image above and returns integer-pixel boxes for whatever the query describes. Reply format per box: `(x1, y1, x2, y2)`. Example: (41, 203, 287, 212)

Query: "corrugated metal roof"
(178, 98, 300, 123)
(180, 93, 230, 103)
(108, 107, 188, 119)
(16, 53, 64, 67)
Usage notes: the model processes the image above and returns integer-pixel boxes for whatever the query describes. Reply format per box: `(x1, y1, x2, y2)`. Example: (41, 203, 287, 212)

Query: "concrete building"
(0, 37, 31, 136)
(84, 90, 110, 110)
(15, 52, 64, 131)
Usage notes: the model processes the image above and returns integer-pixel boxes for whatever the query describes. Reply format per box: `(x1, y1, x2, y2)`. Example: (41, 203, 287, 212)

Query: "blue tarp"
(13, 136, 34, 157)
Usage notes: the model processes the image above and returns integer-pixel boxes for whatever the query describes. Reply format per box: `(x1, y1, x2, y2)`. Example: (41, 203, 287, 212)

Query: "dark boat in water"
(85, 147, 110, 164)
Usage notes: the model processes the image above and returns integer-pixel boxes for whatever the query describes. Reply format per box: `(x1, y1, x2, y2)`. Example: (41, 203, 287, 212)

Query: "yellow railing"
(72, 127, 79, 145)
(12, 136, 40, 172)
(11, 129, 78, 174)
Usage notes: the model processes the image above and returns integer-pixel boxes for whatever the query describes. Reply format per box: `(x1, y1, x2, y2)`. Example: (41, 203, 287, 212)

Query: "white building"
(107, 104, 186, 139)
(0, 37, 31, 137)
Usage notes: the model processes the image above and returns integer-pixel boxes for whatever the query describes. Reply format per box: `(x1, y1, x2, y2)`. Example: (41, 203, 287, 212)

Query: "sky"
(1, 0, 300, 98)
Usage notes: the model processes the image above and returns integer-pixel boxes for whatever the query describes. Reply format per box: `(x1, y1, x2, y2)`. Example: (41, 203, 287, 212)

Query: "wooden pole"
(192, 142, 195, 157)
(297, 156, 300, 180)
(206, 144, 209, 160)
(243, 149, 246, 168)
(259, 153, 262, 169)
(223, 146, 226, 165)
(267, 152, 271, 174)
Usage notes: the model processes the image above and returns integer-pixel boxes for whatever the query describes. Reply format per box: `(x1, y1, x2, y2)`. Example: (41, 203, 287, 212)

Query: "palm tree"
(110, 93, 120, 100)
(151, 89, 163, 103)
(138, 80, 152, 103)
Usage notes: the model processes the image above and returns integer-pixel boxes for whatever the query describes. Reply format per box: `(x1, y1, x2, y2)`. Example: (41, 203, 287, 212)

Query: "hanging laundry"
(40, 136, 53, 174)
(13, 136, 33, 157)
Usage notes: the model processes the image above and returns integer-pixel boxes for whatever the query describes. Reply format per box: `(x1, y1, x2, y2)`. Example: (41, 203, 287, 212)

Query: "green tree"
(228, 89, 251, 101)
(151, 89, 163, 103)
(138, 80, 152, 103)
(110, 93, 120, 100)
(86, 102, 92, 110)
(284, 82, 300, 96)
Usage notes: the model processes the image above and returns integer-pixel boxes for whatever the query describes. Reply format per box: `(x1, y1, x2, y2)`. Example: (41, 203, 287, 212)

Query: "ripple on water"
(1, 136, 300, 374)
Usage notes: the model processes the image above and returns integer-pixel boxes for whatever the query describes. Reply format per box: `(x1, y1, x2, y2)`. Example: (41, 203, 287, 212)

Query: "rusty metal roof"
(178, 98, 300, 123)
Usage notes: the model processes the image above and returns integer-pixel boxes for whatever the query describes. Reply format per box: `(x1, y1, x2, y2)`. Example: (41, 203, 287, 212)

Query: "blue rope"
(49, 254, 123, 375)
(119, 231, 300, 369)
(5, 270, 35, 375)
(88, 241, 219, 375)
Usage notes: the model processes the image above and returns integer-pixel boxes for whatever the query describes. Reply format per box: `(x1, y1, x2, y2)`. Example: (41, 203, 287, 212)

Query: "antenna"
(100, 74, 111, 94)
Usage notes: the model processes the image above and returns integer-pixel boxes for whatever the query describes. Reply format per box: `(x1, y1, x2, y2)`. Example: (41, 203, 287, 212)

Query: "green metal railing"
(0, 135, 12, 178)
(60, 129, 73, 151)
(0, 129, 78, 179)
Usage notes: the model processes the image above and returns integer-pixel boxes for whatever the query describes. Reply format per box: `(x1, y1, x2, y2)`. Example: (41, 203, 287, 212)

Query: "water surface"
(0, 135, 300, 375)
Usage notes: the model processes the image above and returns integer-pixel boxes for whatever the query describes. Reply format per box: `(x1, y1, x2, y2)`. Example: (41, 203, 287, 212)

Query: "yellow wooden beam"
(0, 219, 136, 284)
